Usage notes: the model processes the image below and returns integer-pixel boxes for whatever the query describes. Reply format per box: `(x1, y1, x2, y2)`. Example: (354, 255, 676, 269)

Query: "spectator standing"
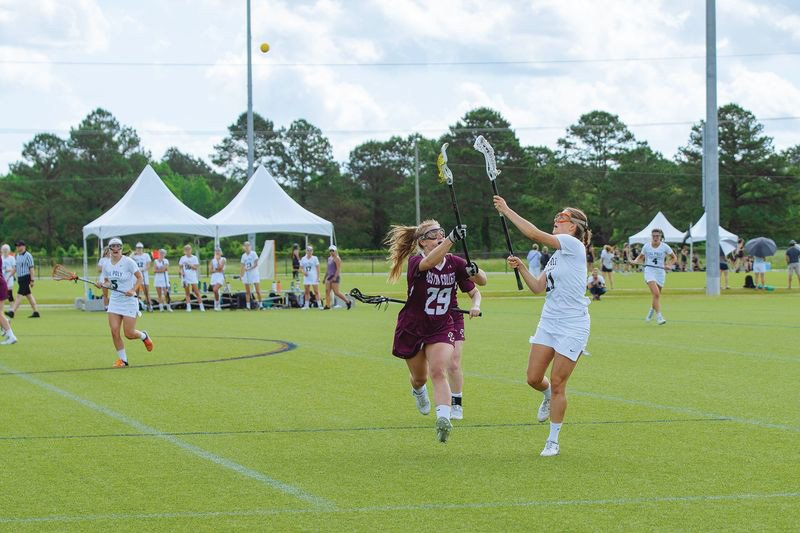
(719, 248, 730, 289)
(622, 243, 632, 272)
(2, 244, 15, 304)
(586, 269, 606, 300)
(679, 245, 689, 272)
(539, 246, 551, 272)
(291, 244, 301, 282)
(526, 244, 542, 277)
(5, 240, 39, 318)
(752, 254, 767, 289)
(300, 245, 322, 309)
(324, 245, 352, 310)
(585, 244, 595, 271)
(786, 240, 800, 289)
(600, 245, 615, 289)
(733, 238, 745, 272)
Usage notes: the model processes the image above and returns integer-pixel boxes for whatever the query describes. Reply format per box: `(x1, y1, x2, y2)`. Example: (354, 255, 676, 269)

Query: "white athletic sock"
(246, 301, 251, 309)
(117, 349, 127, 363)
(548, 422, 562, 443)
(451, 392, 462, 399)
(139, 331, 147, 340)
(412, 384, 427, 396)
(158, 303, 163, 311)
(435, 405, 451, 420)
(6, 327, 13, 338)
(543, 383, 552, 400)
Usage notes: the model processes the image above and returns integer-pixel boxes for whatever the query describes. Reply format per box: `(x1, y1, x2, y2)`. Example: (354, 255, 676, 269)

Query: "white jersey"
(102, 256, 139, 306)
(153, 258, 170, 288)
(541, 234, 590, 320)
(300, 255, 320, 283)
(2, 256, 15, 287)
(241, 251, 258, 271)
(641, 242, 674, 270)
(179, 255, 200, 284)
(600, 249, 614, 269)
(131, 252, 151, 272)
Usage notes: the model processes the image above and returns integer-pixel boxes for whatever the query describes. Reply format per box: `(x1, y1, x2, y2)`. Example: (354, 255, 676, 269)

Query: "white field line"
(2, 491, 798, 524)
(0, 362, 333, 509)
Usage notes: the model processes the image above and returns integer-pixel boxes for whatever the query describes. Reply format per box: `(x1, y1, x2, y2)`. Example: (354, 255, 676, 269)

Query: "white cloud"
(0, 46, 57, 90)
(0, 0, 110, 52)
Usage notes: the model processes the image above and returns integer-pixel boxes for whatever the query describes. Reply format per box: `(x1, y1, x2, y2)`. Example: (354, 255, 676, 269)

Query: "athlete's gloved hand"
(447, 224, 467, 244)
(466, 261, 480, 277)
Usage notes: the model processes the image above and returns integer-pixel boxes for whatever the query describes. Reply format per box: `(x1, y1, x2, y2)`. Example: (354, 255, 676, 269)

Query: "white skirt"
(154, 272, 170, 288)
(210, 272, 225, 287)
(183, 273, 199, 286)
(107, 298, 140, 318)
(530, 313, 590, 362)
(753, 262, 767, 274)
(643, 267, 666, 287)
(303, 275, 319, 286)
(242, 270, 260, 285)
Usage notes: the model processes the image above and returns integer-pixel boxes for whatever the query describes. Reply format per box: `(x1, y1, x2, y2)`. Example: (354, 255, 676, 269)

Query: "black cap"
(14, 240, 25, 247)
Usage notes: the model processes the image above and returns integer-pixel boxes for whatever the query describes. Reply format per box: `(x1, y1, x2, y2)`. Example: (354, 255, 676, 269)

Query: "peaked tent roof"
(208, 165, 333, 238)
(687, 212, 739, 255)
(628, 212, 686, 244)
(83, 165, 216, 239)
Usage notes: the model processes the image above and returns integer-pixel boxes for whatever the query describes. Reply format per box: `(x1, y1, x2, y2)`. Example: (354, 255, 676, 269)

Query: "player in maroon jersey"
(385, 219, 477, 443)
(448, 267, 486, 420)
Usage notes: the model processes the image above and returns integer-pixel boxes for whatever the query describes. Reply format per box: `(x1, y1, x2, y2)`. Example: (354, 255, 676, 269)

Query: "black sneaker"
(4, 311, 13, 319)
(346, 300, 352, 310)
(29, 312, 40, 318)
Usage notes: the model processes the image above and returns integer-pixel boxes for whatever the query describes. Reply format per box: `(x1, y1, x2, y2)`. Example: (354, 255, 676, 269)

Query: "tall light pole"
(414, 140, 421, 225)
(246, 0, 254, 181)
(705, 0, 720, 295)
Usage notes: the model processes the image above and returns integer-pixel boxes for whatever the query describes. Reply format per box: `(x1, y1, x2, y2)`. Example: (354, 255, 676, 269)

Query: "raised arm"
(507, 255, 546, 294)
(493, 196, 560, 250)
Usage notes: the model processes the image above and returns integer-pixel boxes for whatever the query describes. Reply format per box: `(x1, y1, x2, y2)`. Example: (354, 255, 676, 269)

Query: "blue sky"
(1, 0, 798, 173)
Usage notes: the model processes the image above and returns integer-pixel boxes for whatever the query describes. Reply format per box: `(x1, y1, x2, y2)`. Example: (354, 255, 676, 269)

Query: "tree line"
(2, 104, 798, 255)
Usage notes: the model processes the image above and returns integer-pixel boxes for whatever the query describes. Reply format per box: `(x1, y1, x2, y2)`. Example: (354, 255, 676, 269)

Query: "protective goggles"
(554, 211, 587, 228)
(420, 228, 446, 240)
(109, 244, 123, 249)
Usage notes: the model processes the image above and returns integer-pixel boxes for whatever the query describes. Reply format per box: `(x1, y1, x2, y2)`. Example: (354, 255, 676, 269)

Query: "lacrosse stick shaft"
(77, 276, 127, 295)
(490, 180, 523, 290)
(447, 184, 472, 265)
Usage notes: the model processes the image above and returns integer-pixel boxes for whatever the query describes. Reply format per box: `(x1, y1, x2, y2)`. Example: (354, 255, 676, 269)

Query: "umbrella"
(745, 237, 777, 258)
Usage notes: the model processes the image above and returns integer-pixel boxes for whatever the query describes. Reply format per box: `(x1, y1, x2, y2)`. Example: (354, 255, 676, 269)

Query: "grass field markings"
(0, 362, 335, 510)
(0, 417, 730, 442)
(0, 336, 296, 377)
(2, 491, 799, 524)
(305, 344, 800, 434)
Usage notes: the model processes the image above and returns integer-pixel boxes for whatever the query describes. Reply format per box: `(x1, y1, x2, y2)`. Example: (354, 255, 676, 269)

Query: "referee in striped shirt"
(5, 240, 40, 318)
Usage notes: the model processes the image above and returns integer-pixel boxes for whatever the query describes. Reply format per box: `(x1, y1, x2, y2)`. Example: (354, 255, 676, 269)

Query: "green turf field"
(1, 271, 798, 530)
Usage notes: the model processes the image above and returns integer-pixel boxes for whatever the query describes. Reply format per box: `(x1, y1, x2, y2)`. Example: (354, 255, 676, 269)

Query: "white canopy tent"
(81, 164, 216, 299)
(686, 212, 739, 256)
(628, 212, 686, 244)
(209, 165, 334, 241)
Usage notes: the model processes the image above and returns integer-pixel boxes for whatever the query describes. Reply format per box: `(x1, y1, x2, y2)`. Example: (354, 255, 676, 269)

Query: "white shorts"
(530, 314, 590, 362)
(107, 298, 139, 318)
(644, 267, 666, 287)
(753, 262, 767, 274)
(303, 276, 319, 286)
(210, 272, 225, 287)
(242, 270, 260, 285)
(788, 263, 800, 275)
(154, 272, 169, 289)
(183, 273, 199, 286)
(140, 271, 149, 286)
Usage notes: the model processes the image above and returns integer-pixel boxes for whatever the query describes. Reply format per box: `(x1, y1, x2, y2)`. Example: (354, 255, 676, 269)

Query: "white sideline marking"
(590, 335, 799, 363)
(0, 363, 333, 509)
(1, 491, 798, 524)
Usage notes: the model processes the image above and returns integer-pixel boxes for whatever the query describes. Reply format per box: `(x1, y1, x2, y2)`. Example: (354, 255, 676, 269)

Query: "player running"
(386, 219, 472, 443)
(131, 242, 153, 312)
(210, 246, 226, 311)
(179, 244, 204, 312)
(95, 237, 152, 367)
(153, 249, 172, 312)
(300, 245, 322, 309)
(240, 241, 262, 310)
(448, 265, 485, 420)
(493, 197, 591, 457)
(632, 229, 676, 325)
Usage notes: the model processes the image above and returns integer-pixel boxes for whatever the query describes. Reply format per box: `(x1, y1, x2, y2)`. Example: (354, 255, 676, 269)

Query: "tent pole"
(83, 235, 89, 305)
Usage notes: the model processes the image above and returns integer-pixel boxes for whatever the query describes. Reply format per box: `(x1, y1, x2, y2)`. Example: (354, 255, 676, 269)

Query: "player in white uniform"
(95, 238, 153, 367)
(2, 244, 16, 303)
(299, 245, 322, 309)
(494, 197, 591, 458)
(239, 241, 262, 310)
(210, 247, 226, 311)
(131, 243, 152, 312)
(179, 244, 204, 312)
(632, 229, 676, 325)
(153, 248, 172, 312)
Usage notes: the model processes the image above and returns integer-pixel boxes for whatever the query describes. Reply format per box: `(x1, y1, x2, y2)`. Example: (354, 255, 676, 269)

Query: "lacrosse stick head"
(349, 288, 390, 308)
(473, 135, 500, 181)
(437, 143, 453, 185)
(52, 264, 77, 282)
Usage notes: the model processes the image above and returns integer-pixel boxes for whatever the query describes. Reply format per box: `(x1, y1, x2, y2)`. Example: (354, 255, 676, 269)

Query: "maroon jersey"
(0, 256, 7, 301)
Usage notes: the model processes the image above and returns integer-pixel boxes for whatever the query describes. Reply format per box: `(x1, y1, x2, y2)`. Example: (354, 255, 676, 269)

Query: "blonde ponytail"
(385, 219, 441, 282)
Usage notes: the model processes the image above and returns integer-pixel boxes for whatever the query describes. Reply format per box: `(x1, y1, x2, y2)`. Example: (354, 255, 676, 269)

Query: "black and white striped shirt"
(15, 251, 34, 277)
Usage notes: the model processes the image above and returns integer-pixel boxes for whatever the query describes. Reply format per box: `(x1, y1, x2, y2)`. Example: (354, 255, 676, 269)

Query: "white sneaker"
(186, 306, 192, 312)
(199, 306, 205, 312)
(412, 389, 430, 415)
(317, 303, 323, 309)
(333, 304, 343, 309)
(167, 306, 173, 313)
(540, 439, 560, 457)
(657, 315, 666, 325)
(451, 404, 463, 420)
(0, 336, 17, 345)
(301, 305, 309, 310)
(645, 308, 654, 321)
(435, 416, 453, 443)
(537, 397, 551, 423)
